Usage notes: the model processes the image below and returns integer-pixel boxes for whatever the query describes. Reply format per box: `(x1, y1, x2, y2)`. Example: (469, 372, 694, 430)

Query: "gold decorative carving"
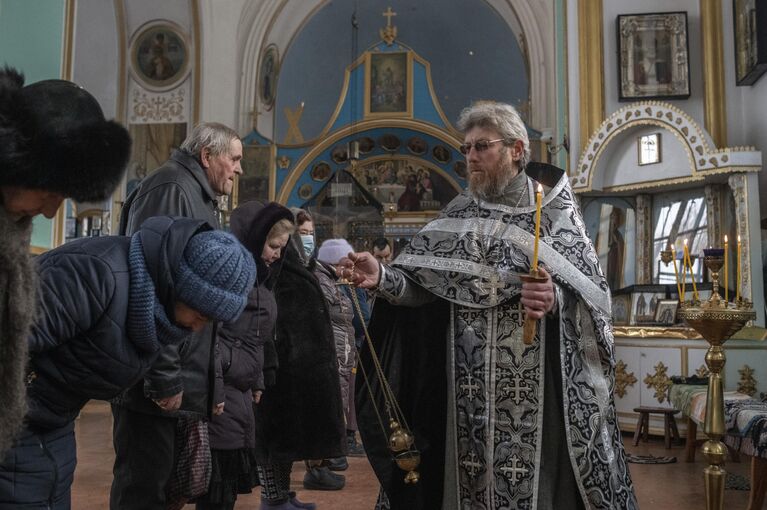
(696, 364, 710, 378)
(131, 89, 185, 122)
(615, 360, 637, 398)
(283, 103, 305, 144)
(738, 365, 757, 396)
(644, 361, 671, 403)
(613, 326, 701, 339)
(379, 6, 398, 46)
(277, 155, 291, 169)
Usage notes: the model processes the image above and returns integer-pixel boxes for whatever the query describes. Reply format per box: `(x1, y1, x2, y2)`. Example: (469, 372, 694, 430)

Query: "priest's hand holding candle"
(521, 183, 553, 344)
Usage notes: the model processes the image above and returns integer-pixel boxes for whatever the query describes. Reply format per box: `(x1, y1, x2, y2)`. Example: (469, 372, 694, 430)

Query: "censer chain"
(346, 283, 412, 434)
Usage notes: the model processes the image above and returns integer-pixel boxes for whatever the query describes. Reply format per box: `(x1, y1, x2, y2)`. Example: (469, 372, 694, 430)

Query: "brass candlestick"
(677, 254, 755, 510)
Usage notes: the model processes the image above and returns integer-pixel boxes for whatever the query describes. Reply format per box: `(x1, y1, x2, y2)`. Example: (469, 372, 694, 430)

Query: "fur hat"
(0, 66, 131, 201)
(317, 238, 354, 265)
(175, 230, 256, 323)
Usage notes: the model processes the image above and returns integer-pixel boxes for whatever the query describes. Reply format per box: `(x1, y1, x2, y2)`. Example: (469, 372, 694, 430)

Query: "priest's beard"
(468, 152, 519, 200)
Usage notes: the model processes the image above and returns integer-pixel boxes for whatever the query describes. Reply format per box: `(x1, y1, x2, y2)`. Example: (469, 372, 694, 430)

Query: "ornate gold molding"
(613, 325, 767, 340)
(615, 360, 637, 398)
(614, 326, 702, 339)
(700, 0, 727, 147)
(644, 361, 672, 403)
(738, 365, 757, 396)
(577, 0, 604, 154)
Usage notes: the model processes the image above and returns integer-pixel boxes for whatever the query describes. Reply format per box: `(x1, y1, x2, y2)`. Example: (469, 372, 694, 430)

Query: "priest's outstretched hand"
(338, 251, 380, 289)
(520, 266, 556, 319)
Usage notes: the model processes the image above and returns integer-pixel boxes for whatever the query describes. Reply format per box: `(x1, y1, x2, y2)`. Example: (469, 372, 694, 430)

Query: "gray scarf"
(0, 206, 37, 455)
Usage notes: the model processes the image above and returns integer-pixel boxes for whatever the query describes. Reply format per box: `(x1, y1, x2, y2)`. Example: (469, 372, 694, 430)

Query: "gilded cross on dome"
(379, 7, 398, 46)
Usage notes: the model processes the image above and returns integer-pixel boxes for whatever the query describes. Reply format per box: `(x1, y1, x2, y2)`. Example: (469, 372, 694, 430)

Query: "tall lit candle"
(724, 234, 730, 303)
(737, 235, 741, 302)
(670, 245, 683, 301)
(684, 239, 699, 302)
(531, 183, 543, 271)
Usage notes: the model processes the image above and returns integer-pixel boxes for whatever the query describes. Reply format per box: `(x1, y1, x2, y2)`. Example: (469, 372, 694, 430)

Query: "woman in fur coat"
(253, 209, 347, 505)
(0, 66, 130, 459)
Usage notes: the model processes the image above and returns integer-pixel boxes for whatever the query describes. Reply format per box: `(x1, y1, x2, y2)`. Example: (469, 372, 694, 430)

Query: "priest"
(342, 101, 637, 510)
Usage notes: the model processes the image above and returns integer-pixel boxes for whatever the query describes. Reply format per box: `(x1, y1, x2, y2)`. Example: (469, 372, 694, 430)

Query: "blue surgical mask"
(301, 234, 315, 258)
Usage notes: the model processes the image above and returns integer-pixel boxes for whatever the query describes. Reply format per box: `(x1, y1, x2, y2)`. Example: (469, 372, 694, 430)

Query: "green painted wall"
(0, 0, 66, 249)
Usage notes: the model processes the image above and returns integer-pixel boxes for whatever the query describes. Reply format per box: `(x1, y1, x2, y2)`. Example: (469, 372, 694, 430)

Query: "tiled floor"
(72, 401, 758, 509)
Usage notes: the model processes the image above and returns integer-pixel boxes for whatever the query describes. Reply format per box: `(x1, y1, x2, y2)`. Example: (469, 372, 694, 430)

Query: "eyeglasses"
(459, 138, 507, 155)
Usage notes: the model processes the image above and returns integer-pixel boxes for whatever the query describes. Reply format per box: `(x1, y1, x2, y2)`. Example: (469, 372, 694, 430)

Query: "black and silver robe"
(357, 165, 637, 510)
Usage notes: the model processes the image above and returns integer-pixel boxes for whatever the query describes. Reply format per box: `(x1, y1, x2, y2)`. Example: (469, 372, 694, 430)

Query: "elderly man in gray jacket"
(111, 122, 243, 509)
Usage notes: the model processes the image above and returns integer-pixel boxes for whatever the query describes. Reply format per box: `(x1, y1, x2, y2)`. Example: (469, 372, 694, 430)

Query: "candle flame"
(725, 235, 728, 243)
(738, 235, 741, 242)
(684, 239, 688, 247)
(537, 183, 543, 193)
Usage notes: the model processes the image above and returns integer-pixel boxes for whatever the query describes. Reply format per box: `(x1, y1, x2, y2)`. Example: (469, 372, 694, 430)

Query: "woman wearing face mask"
(249, 208, 347, 505)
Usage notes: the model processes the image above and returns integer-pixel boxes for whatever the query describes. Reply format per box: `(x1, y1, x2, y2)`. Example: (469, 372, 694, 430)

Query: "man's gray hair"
(180, 122, 240, 158)
(456, 101, 530, 169)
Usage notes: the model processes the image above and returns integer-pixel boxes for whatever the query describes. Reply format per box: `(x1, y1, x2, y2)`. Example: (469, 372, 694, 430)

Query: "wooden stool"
(633, 406, 681, 449)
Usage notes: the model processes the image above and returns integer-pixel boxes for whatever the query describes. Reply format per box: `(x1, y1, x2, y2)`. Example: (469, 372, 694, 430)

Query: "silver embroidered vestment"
(377, 171, 637, 510)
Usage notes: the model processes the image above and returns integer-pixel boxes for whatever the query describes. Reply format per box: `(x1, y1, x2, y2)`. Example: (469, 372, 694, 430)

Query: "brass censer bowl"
(388, 419, 420, 484)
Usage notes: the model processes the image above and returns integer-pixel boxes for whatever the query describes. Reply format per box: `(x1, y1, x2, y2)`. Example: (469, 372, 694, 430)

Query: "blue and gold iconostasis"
(242, 40, 469, 211)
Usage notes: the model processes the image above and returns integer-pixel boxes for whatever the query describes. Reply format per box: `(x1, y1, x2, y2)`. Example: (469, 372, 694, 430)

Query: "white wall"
(598, 125, 691, 190)
(722, 0, 767, 220)
(198, 0, 246, 129)
(73, 0, 120, 119)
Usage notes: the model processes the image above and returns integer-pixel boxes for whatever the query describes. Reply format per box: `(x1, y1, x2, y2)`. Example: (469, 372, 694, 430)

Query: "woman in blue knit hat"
(0, 216, 255, 510)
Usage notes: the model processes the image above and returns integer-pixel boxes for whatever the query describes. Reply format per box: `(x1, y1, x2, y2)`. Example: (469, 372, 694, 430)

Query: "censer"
(339, 277, 421, 484)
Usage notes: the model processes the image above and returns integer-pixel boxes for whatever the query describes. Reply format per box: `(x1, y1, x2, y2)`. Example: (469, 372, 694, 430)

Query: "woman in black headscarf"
(197, 201, 299, 510)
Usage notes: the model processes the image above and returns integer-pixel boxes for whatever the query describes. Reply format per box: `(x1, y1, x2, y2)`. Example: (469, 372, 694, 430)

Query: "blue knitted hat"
(175, 230, 256, 322)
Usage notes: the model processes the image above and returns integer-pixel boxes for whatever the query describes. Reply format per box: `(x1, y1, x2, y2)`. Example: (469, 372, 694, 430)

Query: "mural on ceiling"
(242, 3, 530, 209)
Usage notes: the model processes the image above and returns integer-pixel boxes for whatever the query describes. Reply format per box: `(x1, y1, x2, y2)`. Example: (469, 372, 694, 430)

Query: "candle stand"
(677, 253, 755, 510)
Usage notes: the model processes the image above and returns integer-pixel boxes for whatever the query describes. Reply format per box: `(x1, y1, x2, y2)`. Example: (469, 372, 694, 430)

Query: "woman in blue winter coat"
(0, 216, 256, 510)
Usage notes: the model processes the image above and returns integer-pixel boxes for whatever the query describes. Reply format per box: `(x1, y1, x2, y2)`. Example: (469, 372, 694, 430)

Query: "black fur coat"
(0, 207, 36, 457)
(254, 242, 346, 463)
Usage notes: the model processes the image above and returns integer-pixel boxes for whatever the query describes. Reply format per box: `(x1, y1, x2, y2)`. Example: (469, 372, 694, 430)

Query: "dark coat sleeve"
(125, 182, 192, 400)
(356, 298, 449, 510)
